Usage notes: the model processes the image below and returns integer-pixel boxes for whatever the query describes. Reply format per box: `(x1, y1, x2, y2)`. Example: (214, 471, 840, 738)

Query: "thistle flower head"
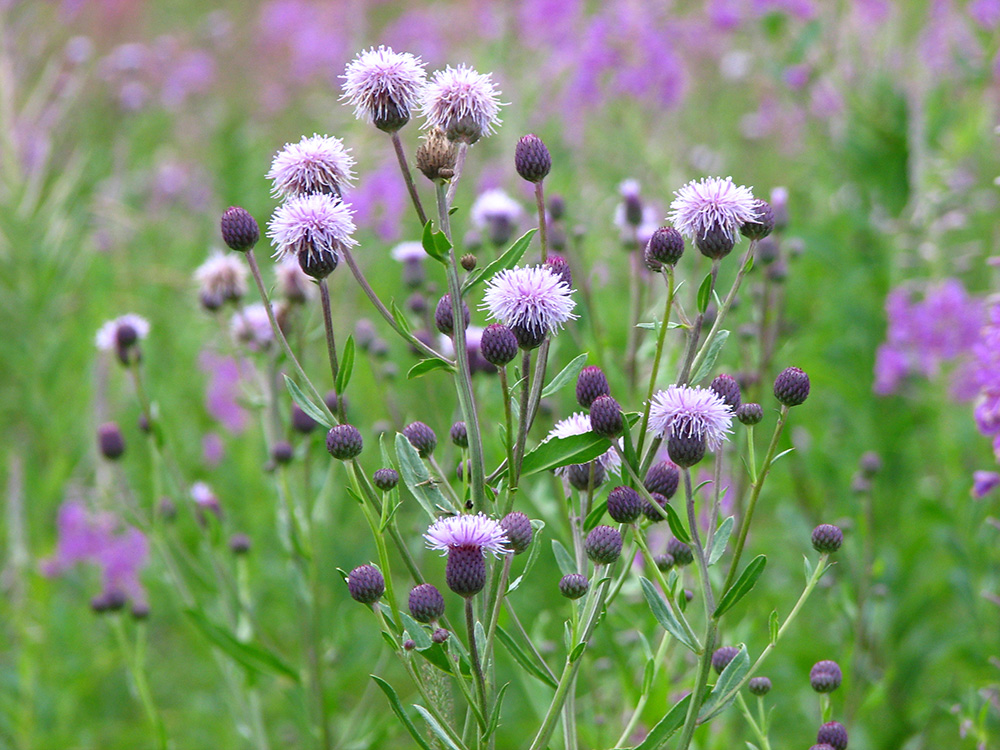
(194, 251, 248, 304)
(421, 64, 504, 143)
(390, 240, 426, 263)
(647, 385, 734, 451)
(546, 412, 621, 475)
(267, 193, 357, 266)
(95, 314, 150, 352)
(481, 265, 577, 337)
(668, 176, 757, 245)
(424, 514, 509, 556)
(267, 134, 355, 198)
(230, 304, 273, 351)
(341, 46, 427, 130)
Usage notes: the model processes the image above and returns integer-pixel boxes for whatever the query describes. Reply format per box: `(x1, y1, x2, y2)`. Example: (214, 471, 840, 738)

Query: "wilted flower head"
(669, 176, 757, 244)
(95, 314, 150, 352)
(481, 265, 577, 336)
(230, 304, 273, 351)
(267, 134, 355, 198)
(341, 46, 427, 130)
(547, 412, 621, 475)
(422, 64, 504, 143)
(267, 193, 357, 265)
(424, 513, 509, 555)
(648, 385, 734, 451)
(194, 251, 247, 305)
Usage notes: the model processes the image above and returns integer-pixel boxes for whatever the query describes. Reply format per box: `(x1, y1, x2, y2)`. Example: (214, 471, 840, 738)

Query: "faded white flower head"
(390, 240, 426, 263)
(95, 314, 150, 352)
(424, 513, 509, 555)
(230, 303, 273, 351)
(267, 134, 355, 198)
(471, 188, 524, 229)
(481, 265, 577, 336)
(647, 385, 734, 451)
(421, 64, 504, 143)
(267, 193, 357, 265)
(668, 176, 757, 244)
(341, 46, 427, 130)
(546, 412, 621, 475)
(194, 251, 247, 304)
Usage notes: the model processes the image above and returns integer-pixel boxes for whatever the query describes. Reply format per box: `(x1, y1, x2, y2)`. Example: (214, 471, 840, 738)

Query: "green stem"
(318, 279, 346, 424)
(614, 630, 673, 747)
(111, 617, 167, 750)
(390, 130, 427, 226)
(736, 693, 771, 750)
(465, 598, 490, 730)
(637, 269, 676, 456)
(631, 526, 700, 649)
(350, 463, 401, 631)
(534, 180, 548, 263)
(510, 350, 533, 490)
(676, 259, 719, 385)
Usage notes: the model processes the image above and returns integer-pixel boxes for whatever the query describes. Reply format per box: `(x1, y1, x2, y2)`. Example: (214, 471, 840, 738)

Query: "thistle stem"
(534, 181, 548, 262)
(676, 259, 719, 385)
(318, 279, 346, 423)
(465, 597, 490, 728)
(390, 130, 427, 226)
(637, 269, 675, 456)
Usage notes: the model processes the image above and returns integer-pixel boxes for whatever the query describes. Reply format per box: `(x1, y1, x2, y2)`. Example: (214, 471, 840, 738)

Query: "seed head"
(712, 645, 740, 674)
(515, 134, 551, 183)
(415, 128, 458, 181)
(607, 486, 643, 524)
(373, 468, 400, 491)
(326, 424, 363, 460)
(773, 366, 810, 406)
(347, 564, 385, 605)
(585, 525, 622, 565)
(499, 511, 533, 554)
(267, 134, 355, 198)
(559, 573, 589, 599)
(220, 206, 260, 251)
(576, 366, 611, 408)
(811, 524, 843, 554)
(422, 64, 504, 143)
(408, 583, 446, 623)
(809, 660, 843, 693)
(403, 421, 437, 457)
(341, 46, 427, 132)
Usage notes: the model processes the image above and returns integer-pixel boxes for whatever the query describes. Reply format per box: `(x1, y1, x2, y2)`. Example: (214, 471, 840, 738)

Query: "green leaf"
(569, 642, 587, 663)
(462, 229, 536, 293)
(335, 335, 355, 395)
(520, 432, 611, 476)
(742, 253, 755, 274)
(700, 645, 749, 718)
(641, 657, 655, 694)
(508, 519, 545, 593)
(540, 353, 588, 398)
(391, 300, 413, 336)
(634, 693, 692, 750)
(621, 413, 639, 477)
(283, 375, 332, 429)
(690, 329, 730, 384)
(697, 272, 714, 313)
(495, 627, 557, 689)
(770, 447, 795, 464)
(400, 613, 433, 650)
(485, 683, 510, 739)
(551, 539, 577, 577)
(664, 502, 691, 545)
(714, 555, 767, 617)
(421, 220, 449, 264)
(803, 554, 814, 582)
(412, 704, 466, 750)
(583, 499, 607, 532)
(408, 357, 456, 379)
(768, 609, 779, 644)
(371, 677, 435, 750)
(708, 516, 735, 566)
(395, 433, 447, 520)
(639, 577, 699, 653)
(183, 609, 299, 682)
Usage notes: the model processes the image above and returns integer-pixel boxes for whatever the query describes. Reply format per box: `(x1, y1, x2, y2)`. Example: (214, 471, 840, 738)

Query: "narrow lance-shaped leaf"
(639, 577, 699, 653)
(371, 677, 435, 750)
(714, 555, 767, 617)
(335, 334, 355, 395)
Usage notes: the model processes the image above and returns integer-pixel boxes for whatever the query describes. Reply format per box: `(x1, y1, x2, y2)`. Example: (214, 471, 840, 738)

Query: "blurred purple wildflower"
(198, 351, 248, 433)
(350, 159, 408, 241)
(95, 313, 149, 352)
(972, 471, 1000, 498)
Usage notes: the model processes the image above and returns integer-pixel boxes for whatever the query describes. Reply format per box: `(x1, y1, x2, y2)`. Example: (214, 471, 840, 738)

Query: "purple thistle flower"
(267, 193, 357, 266)
(421, 64, 504, 143)
(266, 133, 355, 198)
(972, 470, 1000, 498)
(471, 188, 524, 243)
(668, 176, 757, 245)
(341, 46, 427, 129)
(194, 251, 248, 304)
(424, 513, 509, 556)
(647, 385, 734, 451)
(95, 314, 149, 352)
(481, 265, 577, 336)
(546, 412, 621, 475)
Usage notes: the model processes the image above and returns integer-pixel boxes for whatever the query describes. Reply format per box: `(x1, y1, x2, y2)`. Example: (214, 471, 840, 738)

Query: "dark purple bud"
(712, 645, 740, 675)
(644, 461, 679, 499)
(325, 391, 349, 417)
(347, 564, 385, 605)
(585, 525, 622, 565)
(431, 627, 450, 644)
(446, 547, 487, 597)
(229, 533, 252, 555)
(644, 227, 685, 270)
(667, 538, 693, 566)
(736, 403, 763, 425)
(298, 248, 338, 279)
(576, 366, 610, 408)
(559, 573, 589, 599)
(480, 323, 519, 367)
(654, 553, 675, 571)
(403, 638, 416, 651)
(756, 236, 780, 265)
(97, 422, 125, 461)
(548, 193, 566, 220)
(220, 206, 259, 252)
(373, 98, 410, 133)
(510, 322, 546, 351)
(434, 294, 470, 335)
(292, 403, 318, 434)
(514, 134, 552, 183)
(271, 440, 294, 465)
(710, 373, 742, 410)
(809, 660, 843, 693)
(642, 492, 670, 523)
(811, 524, 843, 554)
(450, 421, 468, 448)
(817, 722, 848, 750)
(544, 255, 572, 288)
(373, 468, 400, 491)
(695, 224, 736, 259)
(667, 432, 706, 468)
(774, 366, 810, 406)
(607, 486, 643, 524)
(326, 424, 363, 460)
(748, 676, 772, 696)
(589, 395, 623, 438)
(500, 512, 533, 554)
(740, 200, 775, 240)
(408, 583, 446, 623)
(567, 461, 606, 491)
(403, 421, 437, 457)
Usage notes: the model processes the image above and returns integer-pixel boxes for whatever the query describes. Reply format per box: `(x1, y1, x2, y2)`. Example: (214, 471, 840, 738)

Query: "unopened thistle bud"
(644, 227, 685, 270)
(450, 421, 468, 448)
(774, 366, 810, 406)
(544, 255, 572, 288)
(408, 583, 446, 623)
(748, 676, 772, 696)
(220, 206, 259, 252)
(654, 553, 675, 571)
(291, 404, 318, 434)
(736, 403, 764, 425)
(480, 323, 519, 367)
(432, 627, 450, 644)
(403, 421, 437, 457)
(567, 461, 606, 491)
(607, 486, 643, 524)
(347, 564, 385, 605)
(271, 440, 294, 465)
(642, 492, 670, 523)
(461, 253, 477, 271)
(811, 524, 843, 554)
(326, 424, 363, 460)
(434, 294, 470, 335)
(644, 461, 679, 499)
(373, 468, 399, 491)
(585, 525, 622, 565)
(97, 422, 126, 460)
(514, 134, 551, 183)
(817, 722, 848, 750)
(559, 573, 589, 599)
(667, 432, 706, 468)
(696, 224, 736, 259)
(499, 512, 533, 554)
(576, 366, 611, 408)
(709, 373, 742, 410)
(809, 660, 843, 693)
(589, 395, 623, 438)
(712, 645, 740, 674)
(740, 199, 775, 240)
(229, 533, 252, 555)
(667, 538, 693, 566)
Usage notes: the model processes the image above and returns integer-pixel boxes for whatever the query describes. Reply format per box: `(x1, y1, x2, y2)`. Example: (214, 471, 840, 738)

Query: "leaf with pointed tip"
(700, 645, 749, 718)
(462, 229, 536, 293)
(283, 375, 332, 429)
(495, 627, 557, 688)
(412, 704, 466, 750)
(371, 677, 435, 750)
(541, 353, 588, 398)
(395, 434, 446, 520)
(691, 329, 730, 384)
(552, 539, 576, 577)
(714, 555, 766, 617)
(335, 335, 355, 395)
(708, 516, 735, 566)
(408, 357, 456, 380)
(639, 577, 699, 653)
(697, 273, 714, 313)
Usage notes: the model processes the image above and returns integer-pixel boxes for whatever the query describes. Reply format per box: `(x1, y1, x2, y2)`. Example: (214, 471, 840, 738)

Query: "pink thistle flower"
(647, 385, 734, 451)
(481, 265, 577, 336)
(668, 176, 757, 245)
(424, 513, 509, 555)
(267, 193, 357, 265)
(546, 412, 621, 475)
(267, 133, 355, 198)
(341, 46, 427, 130)
(421, 64, 504, 143)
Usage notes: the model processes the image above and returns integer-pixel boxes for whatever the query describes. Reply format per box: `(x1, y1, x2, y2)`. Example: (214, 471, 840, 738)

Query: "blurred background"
(1, 0, 998, 748)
